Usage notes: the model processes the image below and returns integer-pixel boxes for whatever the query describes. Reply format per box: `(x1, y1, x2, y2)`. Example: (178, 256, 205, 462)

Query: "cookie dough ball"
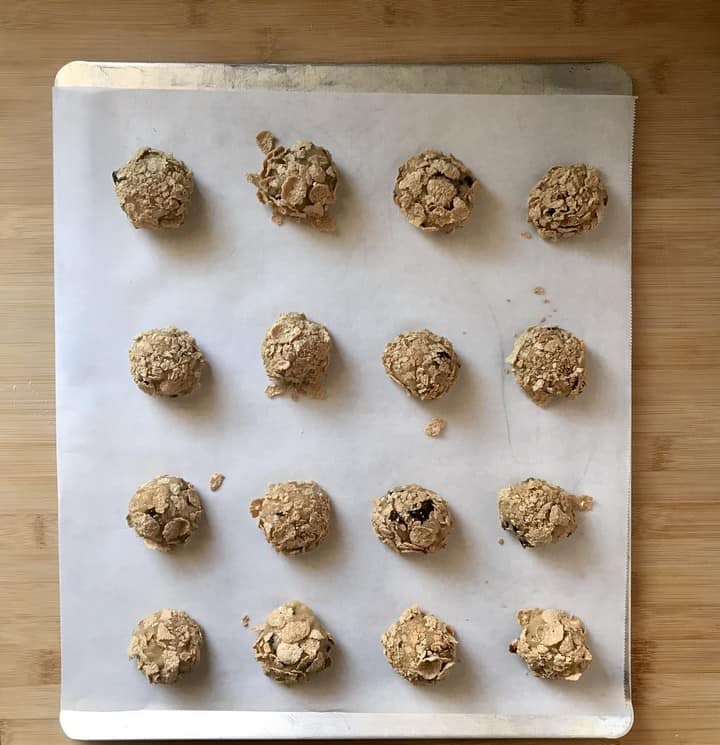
(247, 131, 338, 232)
(393, 150, 478, 233)
(113, 147, 194, 229)
(128, 609, 203, 684)
(253, 600, 334, 684)
(382, 329, 459, 401)
(250, 480, 330, 555)
(509, 608, 592, 681)
(129, 326, 205, 397)
(506, 325, 586, 407)
(498, 478, 592, 548)
(371, 484, 452, 555)
(381, 606, 458, 684)
(261, 312, 331, 399)
(527, 164, 607, 241)
(127, 475, 203, 552)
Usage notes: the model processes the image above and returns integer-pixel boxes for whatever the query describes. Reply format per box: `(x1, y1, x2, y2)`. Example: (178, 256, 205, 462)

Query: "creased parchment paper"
(54, 88, 633, 720)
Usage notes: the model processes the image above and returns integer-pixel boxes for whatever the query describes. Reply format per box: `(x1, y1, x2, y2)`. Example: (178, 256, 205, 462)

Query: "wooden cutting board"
(0, 1, 718, 743)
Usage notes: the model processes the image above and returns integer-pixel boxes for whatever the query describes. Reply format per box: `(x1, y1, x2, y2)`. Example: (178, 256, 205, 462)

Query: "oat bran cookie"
(126, 474, 203, 552)
(381, 605, 458, 684)
(261, 312, 331, 399)
(113, 147, 194, 229)
(247, 131, 338, 231)
(250, 480, 330, 555)
(371, 484, 452, 554)
(129, 326, 205, 397)
(498, 478, 592, 548)
(382, 329, 459, 400)
(394, 150, 478, 233)
(252, 600, 334, 684)
(506, 325, 586, 407)
(509, 608, 592, 681)
(128, 608, 203, 684)
(527, 164, 607, 241)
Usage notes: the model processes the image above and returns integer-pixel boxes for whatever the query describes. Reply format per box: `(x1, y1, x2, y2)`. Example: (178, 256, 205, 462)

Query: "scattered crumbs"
(264, 383, 286, 399)
(539, 316, 546, 324)
(543, 298, 550, 304)
(424, 417, 447, 438)
(210, 472, 225, 492)
(241, 614, 250, 628)
(461, 330, 467, 335)
(533, 286, 545, 295)
(520, 231, 532, 239)
(497, 537, 505, 545)
(553, 308, 558, 313)
(505, 368, 511, 375)
(506, 298, 511, 303)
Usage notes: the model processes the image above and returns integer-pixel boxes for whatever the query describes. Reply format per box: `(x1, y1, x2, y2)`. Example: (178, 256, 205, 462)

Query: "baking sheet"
(54, 82, 634, 738)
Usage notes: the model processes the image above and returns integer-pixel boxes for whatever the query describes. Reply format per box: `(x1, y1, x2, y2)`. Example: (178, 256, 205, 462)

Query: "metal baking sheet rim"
(54, 60, 633, 741)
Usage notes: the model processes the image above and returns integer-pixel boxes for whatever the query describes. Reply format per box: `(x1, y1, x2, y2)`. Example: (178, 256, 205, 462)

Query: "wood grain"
(0, 1, 718, 743)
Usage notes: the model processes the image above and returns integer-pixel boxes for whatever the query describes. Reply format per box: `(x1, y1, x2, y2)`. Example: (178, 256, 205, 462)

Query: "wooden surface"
(1, 1, 718, 743)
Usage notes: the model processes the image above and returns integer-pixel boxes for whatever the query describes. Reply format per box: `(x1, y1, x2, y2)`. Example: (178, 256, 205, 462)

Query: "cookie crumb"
(241, 614, 250, 628)
(209, 472, 225, 492)
(520, 231, 532, 239)
(497, 537, 504, 545)
(533, 286, 545, 295)
(424, 417, 447, 438)
(539, 316, 546, 323)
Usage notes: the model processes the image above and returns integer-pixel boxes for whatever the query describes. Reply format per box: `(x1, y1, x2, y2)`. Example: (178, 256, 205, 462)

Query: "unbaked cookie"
(113, 147, 194, 229)
(126, 475, 203, 552)
(250, 481, 330, 555)
(381, 605, 458, 684)
(393, 150, 478, 233)
(509, 608, 592, 681)
(382, 329, 459, 400)
(129, 326, 205, 397)
(247, 131, 338, 231)
(128, 608, 203, 684)
(261, 312, 331, 399)
(252, 600, 334, 684)
(527, 164, 607, 241)
(371, 484, 452, 554)
(498, 478, 592, 548)
(506, 325, 586, 407)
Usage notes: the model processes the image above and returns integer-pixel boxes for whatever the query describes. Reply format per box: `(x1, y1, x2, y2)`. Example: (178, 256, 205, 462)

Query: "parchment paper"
(54, 88, 633, 719)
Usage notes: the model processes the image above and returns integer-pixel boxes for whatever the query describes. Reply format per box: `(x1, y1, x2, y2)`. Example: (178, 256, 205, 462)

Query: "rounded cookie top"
(113, 147, 194, 229)
(128, 608, 203, 684)
(261, 312, 331, 399)
(250, 480, 331, 555)
(126, 474, 203, 552)
(393, 150, 478, 233)
(371, 484, 452, 555)
(129, 326, 205, 398)
(527, 164, 607, 241)
(509, 608, 592, 681)
(252, 599, 334, 684)
(498, 477, 592, 548)
(247, 131, 338, 232)
(381, 605, 458, 684)
(382, 329, 459, 401)
(506, 325, 586, 407)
